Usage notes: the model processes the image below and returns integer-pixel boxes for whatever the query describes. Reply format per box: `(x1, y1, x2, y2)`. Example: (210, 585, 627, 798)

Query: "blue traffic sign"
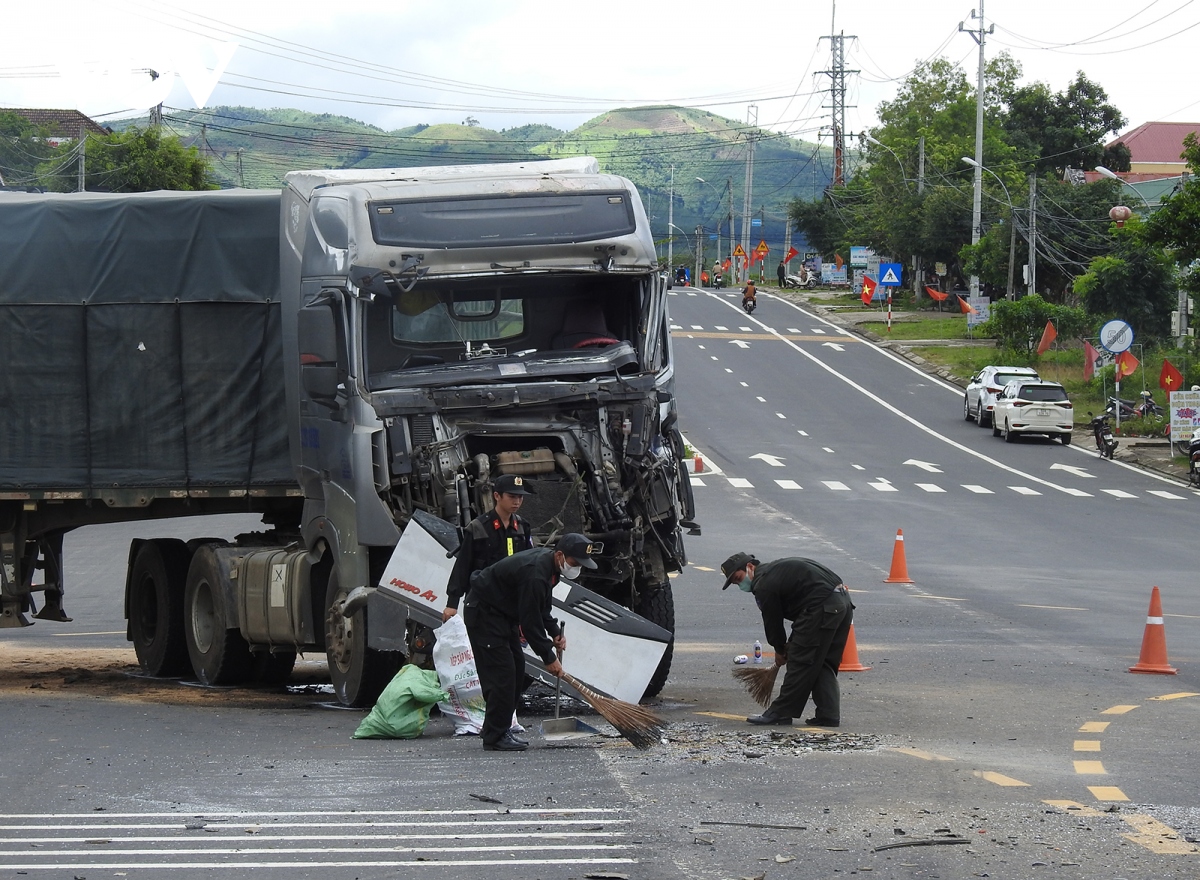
(879, 263, 903, 286)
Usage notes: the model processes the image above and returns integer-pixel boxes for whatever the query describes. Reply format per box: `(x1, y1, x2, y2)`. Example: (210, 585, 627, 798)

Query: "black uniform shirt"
(750, 557, 844, 652)
(446, 511, 533, 610)
(467, 547, 562, 665)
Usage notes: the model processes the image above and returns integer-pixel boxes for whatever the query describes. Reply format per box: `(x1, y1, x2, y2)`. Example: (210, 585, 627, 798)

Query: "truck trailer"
(0, 157, 696, 705)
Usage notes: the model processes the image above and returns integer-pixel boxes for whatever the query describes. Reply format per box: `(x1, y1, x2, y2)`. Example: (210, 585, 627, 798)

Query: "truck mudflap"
(375, 510, 669, 704)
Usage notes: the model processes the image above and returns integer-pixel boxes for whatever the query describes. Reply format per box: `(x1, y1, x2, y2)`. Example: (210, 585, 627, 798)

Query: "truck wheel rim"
(191, 580, 216, 654)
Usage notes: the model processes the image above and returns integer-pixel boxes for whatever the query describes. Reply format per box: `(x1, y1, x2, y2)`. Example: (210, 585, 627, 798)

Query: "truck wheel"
(184, 545, 252, 685)
(252, 650, 297, 686)
(636, 583, 674, 700)
(325, 571, 402, 707)
(128, 540, 191, 677)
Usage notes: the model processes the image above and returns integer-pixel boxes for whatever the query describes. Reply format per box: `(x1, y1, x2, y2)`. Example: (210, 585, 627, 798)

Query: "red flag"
(1083, 340, 1100, 381)
(784, 246, 799, 264)
(835, 254, 844, 270)
(1160, 358, 1185, 392)
(956, 295, 977, 315)
(860, 276, 877, 305)
(1115, 350, 1139, 380)
(1035, 320, 1057, 355)
(925, 285, 949, 302)
(722, 258, 731, 271)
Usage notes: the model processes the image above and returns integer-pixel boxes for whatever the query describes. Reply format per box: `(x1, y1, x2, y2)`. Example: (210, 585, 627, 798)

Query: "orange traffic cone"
(839, 623, 871, 672)
(883, 529, 914, 583)
(694, 453, 703, 473)
(1129, 586, 1178, 674)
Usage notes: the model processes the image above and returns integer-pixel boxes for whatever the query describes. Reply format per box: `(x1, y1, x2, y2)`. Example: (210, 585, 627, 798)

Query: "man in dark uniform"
(464, 533, 599, 751)
(721, 552, 854, 727)
(442, 474, 534, 623)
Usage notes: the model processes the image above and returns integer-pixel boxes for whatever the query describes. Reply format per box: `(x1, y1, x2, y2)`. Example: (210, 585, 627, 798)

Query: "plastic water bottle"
(753, 640, 762, 663)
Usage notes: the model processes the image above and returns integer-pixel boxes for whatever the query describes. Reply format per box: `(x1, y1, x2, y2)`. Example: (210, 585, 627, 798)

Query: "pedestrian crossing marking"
(962, 485, 994, 494)
(775, 480, 802, 489)
(727, 478, 754, 488)
(1059, 487, 1093, 497)
(822, 481, 850, 491)
(1009, 486, 1042, 495)
(689, 478, 706, 486)
(1103, 489, 1136, 498)
(915, 483, 945, 493)
(1147, 490, 1185, 499)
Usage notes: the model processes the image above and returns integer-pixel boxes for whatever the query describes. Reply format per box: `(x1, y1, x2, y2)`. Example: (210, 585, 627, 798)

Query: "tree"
(1145, 132, 1200, 302)
(38, 127, 216, 192)
(983, 293, 1091, 355)
(1004, 72, 1126, 177)
(1073, 217, 1177, 340)
(0, 112, 59, 187)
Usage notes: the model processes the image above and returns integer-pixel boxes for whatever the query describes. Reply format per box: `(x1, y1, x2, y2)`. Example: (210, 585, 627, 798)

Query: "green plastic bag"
(353, 665, 450, 739)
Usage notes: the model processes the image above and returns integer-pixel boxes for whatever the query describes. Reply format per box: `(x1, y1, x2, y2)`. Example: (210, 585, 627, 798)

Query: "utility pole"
(914, 136, 926, 298)
(695, 225, 703, 287)
(1027, 174, 1037, 297)
(237, 148, 245, 187)
(77, 125, 86, 192)
(726, 178, 734, 275)
(740, 106, 757, 284)
(818, 4, 858, 187)
(960, 2, 992, 300)
(667, 165, 675, 273)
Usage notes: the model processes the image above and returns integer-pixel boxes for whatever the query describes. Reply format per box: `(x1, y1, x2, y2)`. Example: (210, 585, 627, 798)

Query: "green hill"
(113, 105, 831, 256)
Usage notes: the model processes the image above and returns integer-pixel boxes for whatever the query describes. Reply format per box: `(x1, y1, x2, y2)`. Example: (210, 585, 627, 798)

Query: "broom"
(560, 671, 665, 749)
(732, 663, 780, 708)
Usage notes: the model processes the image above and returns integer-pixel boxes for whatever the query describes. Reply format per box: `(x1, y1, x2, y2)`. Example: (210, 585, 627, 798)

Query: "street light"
(962, 157, 1021, 299)
(864, 134, 912, 192)
(696, 176, 731, 267)
(667, 223, 693, 251)
(1094, 165, 1153, 210)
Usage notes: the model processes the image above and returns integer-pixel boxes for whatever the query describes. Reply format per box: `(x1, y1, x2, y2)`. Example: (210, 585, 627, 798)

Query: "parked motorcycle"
(1105, 396, 1137, 420)
(1135, 390, 1165, 420)
(1188, 431, 1200, 487)
(1089, 412, 1119, 459)
(783, 266, 817, 289)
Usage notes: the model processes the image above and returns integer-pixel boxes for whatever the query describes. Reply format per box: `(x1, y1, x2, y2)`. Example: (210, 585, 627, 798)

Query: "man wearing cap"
(464, 534, 598, 751)
(721, 553, 854, 727)
(443, 474, 535, 623)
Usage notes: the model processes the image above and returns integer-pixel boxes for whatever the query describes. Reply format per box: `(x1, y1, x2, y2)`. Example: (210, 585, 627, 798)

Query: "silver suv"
(964, 365, 1040, 427)
(991, 381, 1073, 444)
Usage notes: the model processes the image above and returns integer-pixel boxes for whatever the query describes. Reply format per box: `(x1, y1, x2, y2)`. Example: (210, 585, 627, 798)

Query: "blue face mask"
(738, 574, 753, 592)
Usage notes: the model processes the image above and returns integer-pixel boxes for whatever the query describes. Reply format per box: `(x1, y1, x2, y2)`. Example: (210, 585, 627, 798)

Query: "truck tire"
(128, 540, 191, 677)
(636, 583, 674, 700)
(324, 571, 402, 707)
(184, 545, 252, 685)
(251, 650, 297, 686)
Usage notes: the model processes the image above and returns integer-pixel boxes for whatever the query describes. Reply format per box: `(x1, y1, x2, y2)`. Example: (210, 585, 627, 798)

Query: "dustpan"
(540, 622, 601, 741)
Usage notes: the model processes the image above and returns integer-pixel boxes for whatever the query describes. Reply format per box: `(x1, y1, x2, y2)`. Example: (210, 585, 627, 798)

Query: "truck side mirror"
(298, 305, 341, 408)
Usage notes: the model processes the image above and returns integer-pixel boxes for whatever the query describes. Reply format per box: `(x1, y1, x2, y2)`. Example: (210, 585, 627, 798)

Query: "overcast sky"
(4, 0, 1198, 142)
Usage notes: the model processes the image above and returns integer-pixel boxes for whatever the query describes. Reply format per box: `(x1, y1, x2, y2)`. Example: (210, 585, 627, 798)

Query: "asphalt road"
(2, 287, 1198, 878)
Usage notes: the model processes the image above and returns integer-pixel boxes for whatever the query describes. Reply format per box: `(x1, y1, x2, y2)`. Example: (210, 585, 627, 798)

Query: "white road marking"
(776, 412, 787, 419)
(1148, 490, 1186, 499)
(1050, 463, 1095, 478)
(869, 480, 898, 492)
(798, 430, 809, 436)
(1102, 489, 1136, 498)
(822, 342, 846, 351)
(787, 327, 801, 333)
(852, 464, 865, 470)
(749, 453, 786, 467)
(740, 381, 749, 386)
(725, 368, 733, 373)
(697, 344, 705, 349)
(739, 326, 753, 332)
(715, 325, 728, 330)
(822, 447, 835, 453)
(710, 356, 719, 360)
(730, 339, 750, 348)
(728, 477, 754, 488)
(823, 481, 851, 491)
(756, 396, 766, 402)
(811, 328, 826, 333)
(775, 480, 803, 489)
(916, 483, 946, 493)
(691, 324, 703, 329)
(689, 477, 706, 486)
(1009, 486, 1042, 496)
(904, 458, 943, 473)
(670, 324, 682, 329)
(962, 485, 994, 494)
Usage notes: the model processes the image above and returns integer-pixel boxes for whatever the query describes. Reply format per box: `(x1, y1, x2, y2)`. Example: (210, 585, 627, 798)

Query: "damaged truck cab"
(281, 157, 696, 703)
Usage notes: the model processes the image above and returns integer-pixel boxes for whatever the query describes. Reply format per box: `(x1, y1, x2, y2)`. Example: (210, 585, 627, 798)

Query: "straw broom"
(732, 664, 780, 707)
(560, 671, 665, 749)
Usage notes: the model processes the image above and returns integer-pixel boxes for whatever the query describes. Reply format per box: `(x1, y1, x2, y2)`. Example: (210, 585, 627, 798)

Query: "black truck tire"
(128, 539, 191, 677)
(324, 571, 402, 707)
(636, 583, 675, 700)
(184, 545, 252, 685)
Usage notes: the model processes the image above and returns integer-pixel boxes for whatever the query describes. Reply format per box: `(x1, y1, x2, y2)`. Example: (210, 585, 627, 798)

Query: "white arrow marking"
(821, 342, 845, 352)
(904, 459, 943, 473)
(749, 453, 787, 467)
(1049, 463, 1095, 479)
(729, 339, 750, 348)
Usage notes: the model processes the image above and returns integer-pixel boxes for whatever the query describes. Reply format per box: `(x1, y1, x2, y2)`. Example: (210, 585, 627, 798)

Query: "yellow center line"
(1043, 799, 1106, 817)
(695, 711, 750, 722)
(1101, 704, 1139, 715)
(1079, 721, 1110, 733)
(1073, 740, 1102, 752)
(1122, 814, 1200, 854)
(1149, 692, 1200, 701)
(890, 747, 953, 762)
(974, 770, 1030, 787)
(1074, 760, 1107, 774)
(672, 331, 861, 342)
(1089, 786, 1129, 802)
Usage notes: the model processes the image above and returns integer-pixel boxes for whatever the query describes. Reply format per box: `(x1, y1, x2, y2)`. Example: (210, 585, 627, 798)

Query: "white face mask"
(561, 562, 582, 580)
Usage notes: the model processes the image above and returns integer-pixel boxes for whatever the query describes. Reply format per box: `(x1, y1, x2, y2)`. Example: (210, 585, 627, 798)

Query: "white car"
(964, 365, 1040, 427)
(991, 380, 1074, 444)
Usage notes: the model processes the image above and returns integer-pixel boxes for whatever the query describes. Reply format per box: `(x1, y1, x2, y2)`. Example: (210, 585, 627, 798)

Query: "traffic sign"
(879, 262, 903, 286)
(732, 244, 746, 257)
(754, 240, 769, 255)
(1099, 320, 1134, 353)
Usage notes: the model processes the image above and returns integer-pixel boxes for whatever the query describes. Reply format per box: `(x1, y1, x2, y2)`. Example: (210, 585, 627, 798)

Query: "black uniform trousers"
(462, 601, 524, 745)
(767, 587, 853, 721)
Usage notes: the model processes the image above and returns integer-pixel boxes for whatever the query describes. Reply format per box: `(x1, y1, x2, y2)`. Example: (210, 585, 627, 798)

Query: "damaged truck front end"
(283, 158, 696, 704)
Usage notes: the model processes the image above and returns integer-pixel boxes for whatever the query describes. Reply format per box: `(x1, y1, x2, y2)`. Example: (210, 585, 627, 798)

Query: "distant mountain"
(113, 105, 831, 258)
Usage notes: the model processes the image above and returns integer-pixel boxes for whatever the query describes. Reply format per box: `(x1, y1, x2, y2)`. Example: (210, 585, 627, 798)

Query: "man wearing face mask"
(464, 533, 599, 751)
(721, 552, 854, 727)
